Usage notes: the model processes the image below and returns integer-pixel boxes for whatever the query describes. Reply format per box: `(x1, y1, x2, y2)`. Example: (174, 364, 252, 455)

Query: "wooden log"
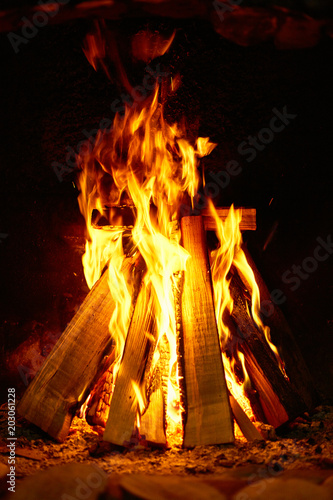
(239, 245, 318, 410)
(103, 281, 158, 446)
(201, 207, 256, 232)
(180, 215, 234, 447)
(140, 334, 170, 446)
(86, 351, 115, 428)
(229, 394, 264, 441)
(17, 270, 116, 442)
(229, 274, 307, 428)
(91, 207, 256, 232)
(140, 386, 166, 447)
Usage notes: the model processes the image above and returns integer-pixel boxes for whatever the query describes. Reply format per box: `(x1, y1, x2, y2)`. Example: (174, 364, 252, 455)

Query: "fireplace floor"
(1, 403, 332, 497)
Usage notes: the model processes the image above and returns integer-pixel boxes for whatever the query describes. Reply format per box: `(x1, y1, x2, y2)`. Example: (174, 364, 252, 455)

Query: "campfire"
(17, 27, 312, 450)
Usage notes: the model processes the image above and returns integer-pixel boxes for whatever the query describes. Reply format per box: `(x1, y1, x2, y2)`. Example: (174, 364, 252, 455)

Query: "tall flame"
(78, 35, 287, 443)
(77, 82, 216, 445)
(210, 200, 286, 424)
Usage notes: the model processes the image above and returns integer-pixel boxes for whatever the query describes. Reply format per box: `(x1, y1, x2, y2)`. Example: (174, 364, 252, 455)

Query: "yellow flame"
(77, 81, 215, 446)
(233, 250, 287, 375)
(77, 45, 286, 442)
(209, 200, 286, 429)
(132, 29, 176, 63)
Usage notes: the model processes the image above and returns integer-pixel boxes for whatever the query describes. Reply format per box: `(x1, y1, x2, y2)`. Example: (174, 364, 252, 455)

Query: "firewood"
(229, 394, 264, 441)
(140, 386, 166, 446)
(239, 246, 318, 410)
(17, 270, 116, 442)
(92, 207, 256, 232)
(202, 207, 256, 231)
(229, 274, 307, 428)
(180, 215, 234, 447)
(140, 334, 170, 446)
(103, 281, 159, 446)
(86, 350, 115, 428)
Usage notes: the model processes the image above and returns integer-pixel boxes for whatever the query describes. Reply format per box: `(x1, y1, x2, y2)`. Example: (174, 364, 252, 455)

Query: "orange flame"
(210, 201, 287, 425)
(83, 23, 106, 72)
(78, 32, 287, 440)
(132, 29, 176, 63)
(77, 82, 215, 446)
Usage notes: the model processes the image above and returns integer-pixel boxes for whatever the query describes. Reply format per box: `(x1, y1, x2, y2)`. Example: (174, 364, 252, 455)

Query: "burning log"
(139, 334, 171, 446)
(229, 394, 263, 442)
(202, 207, 256, 232)
(240, 246, 318, 410)
(180, 215, 234, 447)
(229, 273, 307, 428)
(140, 386, 166, 446)
(17, 270, 116, 442)
(86, 351, 115, 428)
(92, 207, 256, 232)
(103, 281, 164, 446)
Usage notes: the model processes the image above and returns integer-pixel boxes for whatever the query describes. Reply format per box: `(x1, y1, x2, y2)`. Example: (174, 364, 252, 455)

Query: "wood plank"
(103, 281, 158, 446)
(17, 270, 116, 442)
(140, 335, 169, 446)
(180, 215, 234, 447)
(229, 394, 264, 442)
(202, 207, 256, 231)
(91, 207, 256, 232)
(140, 386, 166, 446)
(229, 273, 307, 428)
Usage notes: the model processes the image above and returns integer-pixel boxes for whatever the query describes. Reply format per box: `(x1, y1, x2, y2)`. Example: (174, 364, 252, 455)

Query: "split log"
(140, 334, 170, 446)
(229, 273, 307, 428)
(92, 207, 256, 232)
(140, 386, 166, 446)
(229, 394, 264, 441)
(201, 207, 256, 231)
(239, 246, 318, 410)
(18, 270, 116, 442)
(180, 215, 234, 447)
(86, 351, 115, 428)
(104, 281, 161, 446)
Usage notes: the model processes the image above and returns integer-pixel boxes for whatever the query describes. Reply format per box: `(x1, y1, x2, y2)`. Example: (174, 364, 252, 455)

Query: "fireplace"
(0, 1, 332, 497)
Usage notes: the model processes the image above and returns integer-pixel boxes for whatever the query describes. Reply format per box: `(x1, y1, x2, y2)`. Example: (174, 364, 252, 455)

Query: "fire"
(77, 33, 286, 445)
(132, 29, 176, 63)
(77, 79, 216, 446)
(209, 202, 287, 426)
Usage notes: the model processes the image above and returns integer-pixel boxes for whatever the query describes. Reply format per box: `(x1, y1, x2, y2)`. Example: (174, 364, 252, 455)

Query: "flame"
(132, 29, 176, 63)
(210, 201, 287, 429)
(83, 22, 106, 72)
(233, 249, 287, 376)
(77, 81, 215, 446)
(78, 35, 287, 442)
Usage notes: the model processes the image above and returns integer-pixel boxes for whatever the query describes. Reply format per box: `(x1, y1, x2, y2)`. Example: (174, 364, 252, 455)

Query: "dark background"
(0, 8, 332, 404)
